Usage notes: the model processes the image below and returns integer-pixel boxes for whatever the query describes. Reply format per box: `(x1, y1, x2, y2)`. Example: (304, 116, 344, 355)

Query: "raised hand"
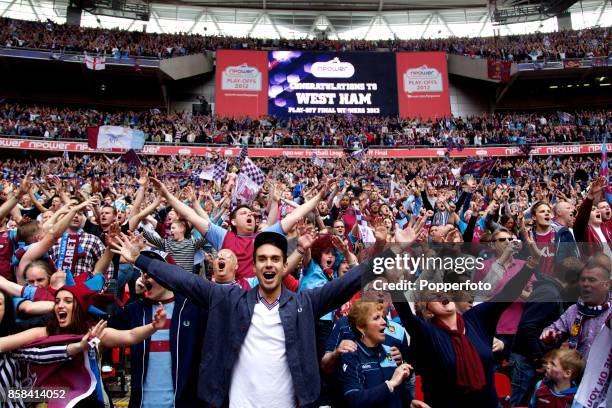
(78, 319, 107, 352)
(110, 232, 142, 264)
(137, 168, 149, 185)
(394, 216, 426, 249)
(587, 176, 606, 200)
(297, 224, 316, 251)
(317, 177, 335, 199)
(16, 173, 32, 197)
(373, 223, 388, 243)
(151, 303, 167, 330)
(149, 178, 170, 197)
(331, 234, 350, 256)
(389, 363, 412, 388)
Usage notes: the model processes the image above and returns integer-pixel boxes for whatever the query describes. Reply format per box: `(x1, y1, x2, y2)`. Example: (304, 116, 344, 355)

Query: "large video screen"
(267, 51, 398, 117)
(215, 49, 450, 119)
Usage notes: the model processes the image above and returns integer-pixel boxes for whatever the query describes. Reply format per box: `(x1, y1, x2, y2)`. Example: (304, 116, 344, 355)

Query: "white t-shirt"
(229, 300, 296, 408)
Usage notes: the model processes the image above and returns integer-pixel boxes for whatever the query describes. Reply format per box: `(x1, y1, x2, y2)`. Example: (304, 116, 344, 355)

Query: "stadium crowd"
(1, 102, 610, 147)
(0, 148, 610, 408)
(1, 16, 610, 62)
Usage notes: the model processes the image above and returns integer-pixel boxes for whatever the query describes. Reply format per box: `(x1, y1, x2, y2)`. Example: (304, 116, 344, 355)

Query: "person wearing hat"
(112, 216, 425, 408)
(108, 248, 207, 408)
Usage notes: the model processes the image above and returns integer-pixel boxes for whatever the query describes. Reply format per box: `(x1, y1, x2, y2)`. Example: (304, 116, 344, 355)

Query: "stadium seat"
(495, 372, 512, 407)
(415, 375, 424, 401)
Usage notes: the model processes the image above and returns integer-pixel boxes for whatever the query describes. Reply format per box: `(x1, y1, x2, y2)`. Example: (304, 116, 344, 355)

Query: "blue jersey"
(338, 341, 411, 408)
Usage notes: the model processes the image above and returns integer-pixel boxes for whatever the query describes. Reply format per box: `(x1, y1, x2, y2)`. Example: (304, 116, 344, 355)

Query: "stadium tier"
(0, 4, 610, 408)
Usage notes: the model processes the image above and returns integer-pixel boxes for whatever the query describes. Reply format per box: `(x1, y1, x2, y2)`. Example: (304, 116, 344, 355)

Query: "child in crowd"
(529, 348, 585, 408)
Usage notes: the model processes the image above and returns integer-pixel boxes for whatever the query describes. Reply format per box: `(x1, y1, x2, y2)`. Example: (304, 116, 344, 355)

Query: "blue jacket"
(135, 253, 372, 408)
(108, 295, 206, 408)
(338, 341, 410, 408)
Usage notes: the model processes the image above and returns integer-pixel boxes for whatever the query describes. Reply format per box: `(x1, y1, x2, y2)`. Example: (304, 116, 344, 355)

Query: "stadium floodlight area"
(71, 0, 151, 21)
(491, 0, 579, 24)
(0, 0, 609, 40)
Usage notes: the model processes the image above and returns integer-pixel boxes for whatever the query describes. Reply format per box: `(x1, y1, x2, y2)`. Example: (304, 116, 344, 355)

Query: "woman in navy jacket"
(392, 255, 539, 408)
(337, 299, 413, 408)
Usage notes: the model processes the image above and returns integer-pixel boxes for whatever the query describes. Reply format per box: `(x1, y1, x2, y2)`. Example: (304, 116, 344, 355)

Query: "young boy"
(529, 348, 585, 408)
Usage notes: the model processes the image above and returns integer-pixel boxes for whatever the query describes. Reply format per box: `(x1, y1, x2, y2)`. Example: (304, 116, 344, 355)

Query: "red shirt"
(535, 230, 556, 277)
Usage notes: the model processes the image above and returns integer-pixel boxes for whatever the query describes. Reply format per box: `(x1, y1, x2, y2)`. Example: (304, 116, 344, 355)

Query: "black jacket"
(512, 276, 566, 364)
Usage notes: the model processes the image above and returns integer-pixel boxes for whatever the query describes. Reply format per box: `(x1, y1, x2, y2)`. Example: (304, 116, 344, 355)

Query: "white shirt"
(592, 226, 612, 259)
(229, 300, 296, 408)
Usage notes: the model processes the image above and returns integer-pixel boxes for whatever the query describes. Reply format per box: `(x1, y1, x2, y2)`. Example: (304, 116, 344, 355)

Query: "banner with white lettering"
(0, 138, 610, 159)
(572, 323, 611, 408)
(396, 52, 451, 120)
(215, 50, 268, 117)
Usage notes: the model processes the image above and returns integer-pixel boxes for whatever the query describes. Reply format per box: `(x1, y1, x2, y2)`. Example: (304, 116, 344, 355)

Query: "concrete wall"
(167, 73, 216, 114)
(448, 76, 496, 117)
(447, 54, 518, 83)
(160, 52, 214, 80)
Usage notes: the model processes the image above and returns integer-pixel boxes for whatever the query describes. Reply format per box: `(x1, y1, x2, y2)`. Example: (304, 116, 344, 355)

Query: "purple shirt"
(545, 302, 612, 359)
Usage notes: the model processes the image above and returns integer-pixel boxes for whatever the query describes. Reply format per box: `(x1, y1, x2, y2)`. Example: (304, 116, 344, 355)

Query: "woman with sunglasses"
(391, 252, 540, 408)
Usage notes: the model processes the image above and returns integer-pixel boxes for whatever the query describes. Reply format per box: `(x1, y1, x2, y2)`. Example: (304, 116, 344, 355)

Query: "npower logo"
(225, 64, 260, 78)
(142, 146, 161, 154)
(311, 58, 355, 78)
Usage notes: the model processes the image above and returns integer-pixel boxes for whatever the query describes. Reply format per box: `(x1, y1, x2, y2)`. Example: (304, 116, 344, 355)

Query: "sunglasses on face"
(426, 293, 451, 304)
(496, 237, 512, 242)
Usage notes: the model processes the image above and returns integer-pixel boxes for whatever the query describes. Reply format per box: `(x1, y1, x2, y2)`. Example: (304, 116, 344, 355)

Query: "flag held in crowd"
(121, 149, 142, 168)
(21, 334, 102, 408)
(84, 55, 106, 71)
(350, 148, 369, 161)
(232, 171, 261, 205)
(311, 152, 326, 168)
(87, 126, 145, 151)
(571, 321, 611, 408)
(200, 160, 227, 182)
(239, 145, 249, 162)
(241, 157, 266, 186)
(460, 158, 497, 176)
(558, 111, 575, 122)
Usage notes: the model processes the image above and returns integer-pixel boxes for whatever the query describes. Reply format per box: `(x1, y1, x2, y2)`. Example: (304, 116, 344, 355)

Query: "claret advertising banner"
(215, 50, 450, 119)
(215, 50, 268, 118)
(396, 52, 451, 119)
